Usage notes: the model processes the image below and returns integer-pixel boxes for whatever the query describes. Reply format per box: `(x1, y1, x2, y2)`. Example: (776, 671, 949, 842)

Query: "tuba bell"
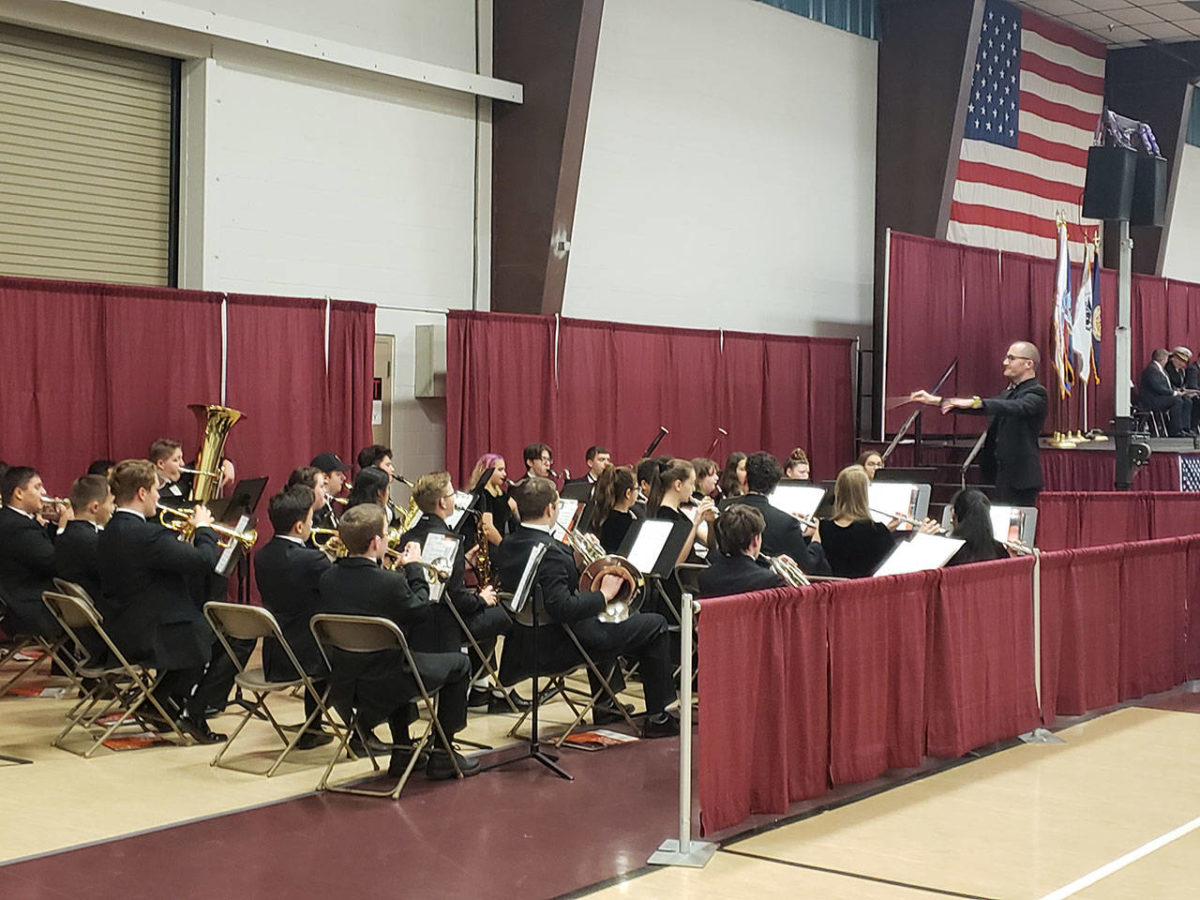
(564, 528, 644, 623)
(187, 404, 243, 504)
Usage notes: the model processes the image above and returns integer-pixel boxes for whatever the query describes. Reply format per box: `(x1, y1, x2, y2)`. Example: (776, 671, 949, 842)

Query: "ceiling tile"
(1021, 0, 1091, 15)
(1061, 9, 1123, 26)
(1102, 23, 1153, 40)
(1072, 0, 1135, 8)
(1106, 7, 1166, 23)
(1131, 19, 1192, 36)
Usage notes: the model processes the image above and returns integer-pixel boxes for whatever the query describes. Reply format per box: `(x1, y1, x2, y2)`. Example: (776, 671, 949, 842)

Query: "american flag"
(946, 0, 1105, 261)
(1180, 456, 1200, 492)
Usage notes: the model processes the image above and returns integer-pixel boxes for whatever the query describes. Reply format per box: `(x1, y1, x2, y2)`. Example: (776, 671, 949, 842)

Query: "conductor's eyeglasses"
(1004, 354, 1032, 362)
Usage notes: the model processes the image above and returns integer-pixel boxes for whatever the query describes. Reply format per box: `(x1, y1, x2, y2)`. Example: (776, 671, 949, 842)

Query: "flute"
(873, 508, 1034, 555)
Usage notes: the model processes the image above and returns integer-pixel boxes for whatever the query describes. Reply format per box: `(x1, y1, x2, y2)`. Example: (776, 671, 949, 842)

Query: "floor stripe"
(718, 848, 1002, 900)
(1036, 812, 1200, 900)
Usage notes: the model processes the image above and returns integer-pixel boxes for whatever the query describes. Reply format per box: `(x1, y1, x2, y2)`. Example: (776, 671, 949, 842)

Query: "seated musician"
(344, 466, 390, 513)
(309, 452, 352, 529)
(98, 459, 238, 742)
(648, 459, 716, 566)
(784, 448, 810, 482)
(286, 466, 327, 543)
(0, 466, 64, 637)
(699, 505, 784, 599)
(720, 452, 830, 575)
(87, 459, 116, 477)
(469, 453, 514, 549)
(855, 450, 885, 481)
(945, 488, 1008, 567)
(717, 452, 747, 501)
(592, 465, 639, 554)
(356, 444, 396, 479)
(253, 485, 334, 749)
(564, 445, 611, 493)
(150, 438, 189, 504)
(819, 465, 912, 578)
(401, 472, 527, 713)
(317, 504, 478, 779)
(632, 457, 664, 519)
(493, 477, 679, 738)
(56, 475, 115, 605)
(689, 458, 720, 505)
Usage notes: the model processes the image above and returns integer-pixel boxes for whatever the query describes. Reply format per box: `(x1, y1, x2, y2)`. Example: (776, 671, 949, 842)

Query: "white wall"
(564, 0, 878, 342)
(1162, 142, 1200, 285)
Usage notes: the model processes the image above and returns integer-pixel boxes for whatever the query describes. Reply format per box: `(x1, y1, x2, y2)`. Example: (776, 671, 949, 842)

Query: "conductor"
(909, 340, 1048, 506)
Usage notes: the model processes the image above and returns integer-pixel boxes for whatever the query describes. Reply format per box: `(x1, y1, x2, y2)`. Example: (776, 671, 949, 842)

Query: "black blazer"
(1138, 362, 1176, 411)
(1186, 362, 1200, 391)
(958, 377, 1048, 493)
(718, 493, 831, 575)
(698, 553, 783, 599)
(55, 520, 103, 607)
(0, 506, 58, 635)
(1167, 362, 1187, 390)
(97, 510, 219, 669)
(316, 556, 431, 633)
(401, 514, 483, 619)
(254, 536, 331, 680)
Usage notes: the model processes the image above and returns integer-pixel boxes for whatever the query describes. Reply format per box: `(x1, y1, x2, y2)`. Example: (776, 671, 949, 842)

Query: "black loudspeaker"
(1131, 155, 1167, 227)
(1082, 145, 1136, 220)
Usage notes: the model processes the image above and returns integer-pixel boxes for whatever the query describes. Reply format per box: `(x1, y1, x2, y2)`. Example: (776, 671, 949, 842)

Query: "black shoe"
(488, 690, 531, 713)
(178, 714, 227, 744)
(592, 702, 635, 726)
(425, 748, 481, 780)
(467, 687, 491, 708)
(642, 712, 680, 739)
(387, 743, 431, 776)
(295, 729, 334, 750)
(348, 730, 393, 757)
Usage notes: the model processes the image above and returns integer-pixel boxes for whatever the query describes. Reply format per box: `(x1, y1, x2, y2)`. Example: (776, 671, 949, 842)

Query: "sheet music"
(421, 532, 458, 603)
(446, 491, 474, 530)
(874, 532, 964, 577)
(868, 482, 918, 529)
(626, 520, 674, 574)
(509, 543, 548, 617)
(990, 506, 1021, 545)
(214, 514, 251, 577)
(552, 498, 581, 541)
(768, 484, 826, 519)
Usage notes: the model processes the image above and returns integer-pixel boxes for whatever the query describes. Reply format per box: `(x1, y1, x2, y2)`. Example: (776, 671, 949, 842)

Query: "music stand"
(497, 542, 572, 780)
(560, 480, 593, 502)
(210, 477, 268, 592)
(619, 519, 693, 626)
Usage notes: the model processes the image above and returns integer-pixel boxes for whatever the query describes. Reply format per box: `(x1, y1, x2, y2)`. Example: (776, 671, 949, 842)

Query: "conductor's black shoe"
(426, 748, 481, 780)
(467, 687, 491, 708)
(295, 729, 334, 750)
(592, 702, 635, 726)
(178, 715, 227, 744)
(642, 712, 681, 739)
(488, 690, 531, 713)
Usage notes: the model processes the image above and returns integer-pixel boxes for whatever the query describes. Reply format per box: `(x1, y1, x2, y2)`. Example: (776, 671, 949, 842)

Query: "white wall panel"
(564, 0, 877, 341)
(1163, 143, 1200, 285)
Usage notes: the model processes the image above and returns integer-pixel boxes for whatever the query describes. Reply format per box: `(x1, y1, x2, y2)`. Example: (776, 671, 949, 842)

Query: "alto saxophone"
(475, 513, 492, 586)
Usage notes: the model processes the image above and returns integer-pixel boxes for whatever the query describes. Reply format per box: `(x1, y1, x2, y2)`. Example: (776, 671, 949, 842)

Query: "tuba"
(564, 528, 644, 623)
(187, 404, 243, 504)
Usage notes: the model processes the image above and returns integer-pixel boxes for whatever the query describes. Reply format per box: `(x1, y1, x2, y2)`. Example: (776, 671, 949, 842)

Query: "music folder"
(617, 518, 691, 579)
(422, 532, 460, 603)
(209, 476, 269, 525)
(508, 542, 549, 619)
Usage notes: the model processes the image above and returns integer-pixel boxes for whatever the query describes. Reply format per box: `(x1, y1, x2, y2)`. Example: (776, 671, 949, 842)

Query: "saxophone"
(475, 513, 492, 586)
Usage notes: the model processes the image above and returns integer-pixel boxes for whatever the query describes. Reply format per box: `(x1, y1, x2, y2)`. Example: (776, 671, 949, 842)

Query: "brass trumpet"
(39, 496, 71, 517)
(157, 503, 257, 550)
(311, 527, 346, 560)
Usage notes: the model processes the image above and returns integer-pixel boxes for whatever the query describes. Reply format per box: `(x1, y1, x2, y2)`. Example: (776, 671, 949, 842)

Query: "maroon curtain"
(225, 294, 328, 502)
(719, 332, 767, 464)
(1133, 277, 1170, 365)
(1041, 449, 1180, 492)
(697, 586, 828, 836)
(955, 247, 1005, 438)
(1187, 539, 1200, 680)
(1038, 547, 1121, 723)
(1119, 537, 1188, 700)
(326, 300, 376, 472)
(1149, 493, 1200, 538)
(0, 278, 108, 489)
(886, 234, 963, 434)
(926, 558, 1039, 758)
(103, 284, 224, 466)
(445, 311, 558, 486)
(826, 572, 931, 786)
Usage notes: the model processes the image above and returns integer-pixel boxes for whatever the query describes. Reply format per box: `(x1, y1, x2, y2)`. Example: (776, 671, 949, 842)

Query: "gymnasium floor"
(3, 656, 1200, 899)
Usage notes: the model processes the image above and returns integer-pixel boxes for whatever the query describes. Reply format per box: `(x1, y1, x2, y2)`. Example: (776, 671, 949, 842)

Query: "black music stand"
(492, 542, 572, 780)
(618, 519, 693, 627)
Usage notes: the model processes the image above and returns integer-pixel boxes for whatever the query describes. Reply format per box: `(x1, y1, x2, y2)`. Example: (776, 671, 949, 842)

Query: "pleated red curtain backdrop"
(224, 294, 328, 501)
(326, 299, 376, 472)
(0, 278, 109, 490)
(445, 311, 559, 486)
(103, 284, 224, 466)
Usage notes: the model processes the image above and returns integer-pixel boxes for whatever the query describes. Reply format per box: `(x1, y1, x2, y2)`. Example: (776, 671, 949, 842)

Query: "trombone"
(157, 503, 257, 550)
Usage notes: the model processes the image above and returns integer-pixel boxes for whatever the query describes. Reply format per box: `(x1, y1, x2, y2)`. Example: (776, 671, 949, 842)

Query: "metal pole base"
(1019, 727, 1065, 745)
(648, 838, 718, 868)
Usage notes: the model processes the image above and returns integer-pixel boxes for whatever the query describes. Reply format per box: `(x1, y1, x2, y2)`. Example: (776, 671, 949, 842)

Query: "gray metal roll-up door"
(0, 23, 174, 286)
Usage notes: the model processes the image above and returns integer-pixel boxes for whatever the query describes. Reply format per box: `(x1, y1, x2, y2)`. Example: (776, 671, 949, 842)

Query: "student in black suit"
(493, 477, 679, 738)
(563, 445, 611, 495)
(699, 505, 784, 599)
(401, 471, 525, 713)
(253, 486, 334, 750)
(718, 452, 830, 576)
(54, 475, 115, 660)
(98, 459, 238, 743)
(912, 340, 1050, 505)
(0, 466, 63, 637)
(317, 504, 478, 779)
(310, 452, 352, 529)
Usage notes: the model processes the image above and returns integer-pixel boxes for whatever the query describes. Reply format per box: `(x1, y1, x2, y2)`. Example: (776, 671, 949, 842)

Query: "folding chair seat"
(309, 613, 459, 799)
(41, 591, 189, 756)
(204, 602, 340, 776)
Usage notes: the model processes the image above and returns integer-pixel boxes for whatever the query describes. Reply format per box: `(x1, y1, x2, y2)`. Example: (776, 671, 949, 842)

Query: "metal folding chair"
(438, 594, 519, 715)
(309, 613, 460, 799)
(203, 602, 340, 776)
(0, 591, 72, 699)
(41, 590, 189, 756)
